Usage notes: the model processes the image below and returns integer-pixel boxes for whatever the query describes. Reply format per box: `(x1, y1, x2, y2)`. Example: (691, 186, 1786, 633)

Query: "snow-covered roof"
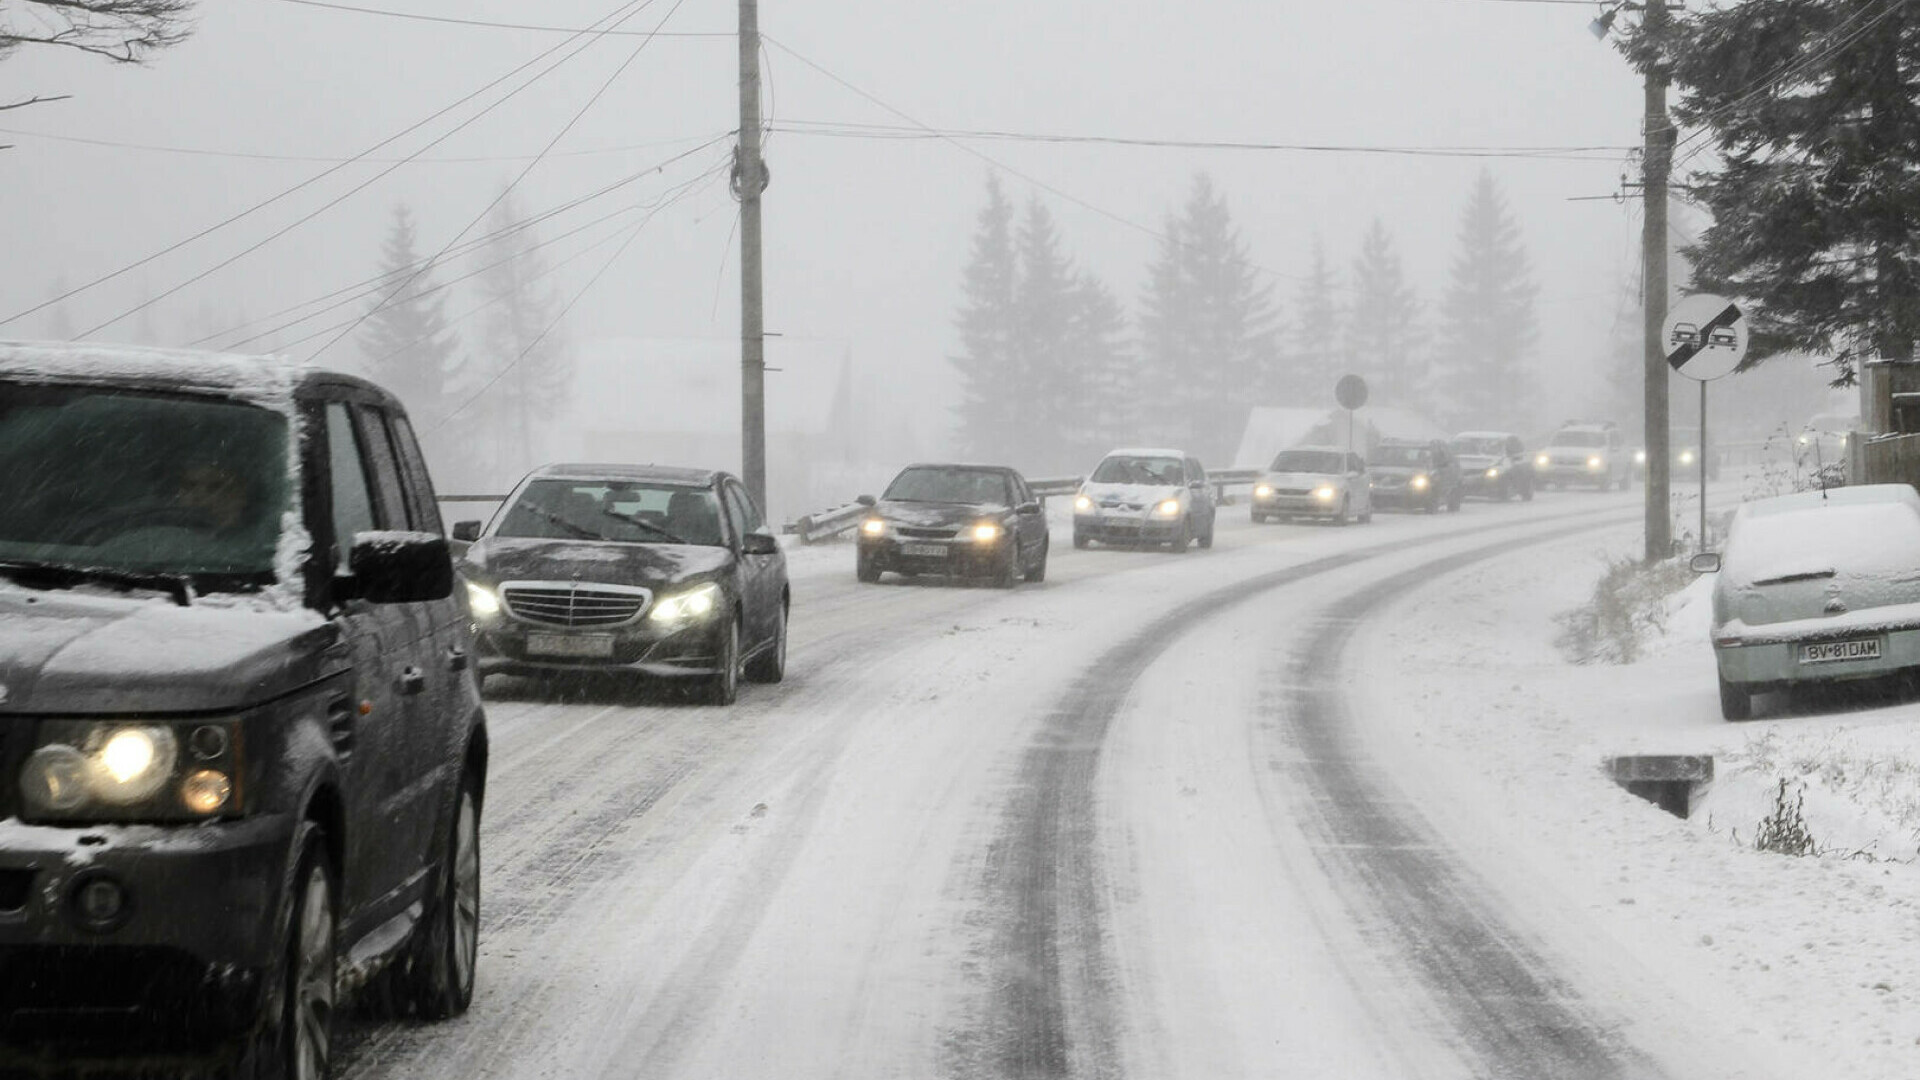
(0, 340, 310, 407)
(1101, 447, 1189, 459)
(1453, 430, 1517, 440)
(573, 338, 851, 438)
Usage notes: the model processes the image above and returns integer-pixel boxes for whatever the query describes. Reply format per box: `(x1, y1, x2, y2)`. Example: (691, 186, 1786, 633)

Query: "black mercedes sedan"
(452, 464, 788, 705)
(855, 463, 1050, 586)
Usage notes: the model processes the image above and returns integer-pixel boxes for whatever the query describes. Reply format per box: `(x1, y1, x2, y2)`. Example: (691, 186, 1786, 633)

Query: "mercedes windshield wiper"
(521, 506, 605, 542)
(603, 510, 689, 545)
(0, 559, 193, 607)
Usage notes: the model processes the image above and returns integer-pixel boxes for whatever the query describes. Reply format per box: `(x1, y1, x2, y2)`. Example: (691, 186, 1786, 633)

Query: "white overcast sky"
(1, 0, 1659, 442)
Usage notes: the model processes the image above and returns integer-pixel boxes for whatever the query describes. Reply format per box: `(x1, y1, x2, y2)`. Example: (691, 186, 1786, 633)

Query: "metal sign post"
(1662, 293, 1748, 550)
(1335, 374, 1369, 472)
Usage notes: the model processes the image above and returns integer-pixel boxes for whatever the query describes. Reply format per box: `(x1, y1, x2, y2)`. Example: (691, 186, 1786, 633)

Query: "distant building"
(561, 337, 861, 523)
(1233, 406, 1448, 469)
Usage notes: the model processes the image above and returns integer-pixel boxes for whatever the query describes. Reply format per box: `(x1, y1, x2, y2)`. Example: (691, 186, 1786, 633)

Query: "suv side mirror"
(344, 531, 454, 604)
(856, 494, 877, 507)
(741, 529, 780, 556)
(451, 520, 482, 542)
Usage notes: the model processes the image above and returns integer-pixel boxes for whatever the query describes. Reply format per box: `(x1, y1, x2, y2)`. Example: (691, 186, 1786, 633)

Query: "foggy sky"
(3, 0, 1678, 454)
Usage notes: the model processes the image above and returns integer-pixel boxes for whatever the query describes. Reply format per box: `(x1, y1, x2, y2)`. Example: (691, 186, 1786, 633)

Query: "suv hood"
(0, 589, 333, 714)
(463, 537, 733, 589)
(873, 501, 1010, 530)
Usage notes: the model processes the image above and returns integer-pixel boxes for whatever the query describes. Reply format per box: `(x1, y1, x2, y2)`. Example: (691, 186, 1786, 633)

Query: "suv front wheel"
(406, 775, 481, 1019)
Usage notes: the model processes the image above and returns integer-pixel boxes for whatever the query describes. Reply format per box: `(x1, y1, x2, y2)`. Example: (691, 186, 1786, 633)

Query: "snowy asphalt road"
(331, 491, 1690, 1080)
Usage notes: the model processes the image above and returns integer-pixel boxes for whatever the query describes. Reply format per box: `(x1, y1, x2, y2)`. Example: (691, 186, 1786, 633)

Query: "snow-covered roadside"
(1350, 525, 1920, 1079)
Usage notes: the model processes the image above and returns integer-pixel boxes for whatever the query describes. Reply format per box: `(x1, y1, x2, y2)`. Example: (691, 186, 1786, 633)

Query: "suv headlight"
(649, 582, 720, 625)
(21, 718, 244, 823)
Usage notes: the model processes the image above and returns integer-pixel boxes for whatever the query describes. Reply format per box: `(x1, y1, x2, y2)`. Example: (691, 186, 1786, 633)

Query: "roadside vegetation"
(1556, 555, 1695, 665)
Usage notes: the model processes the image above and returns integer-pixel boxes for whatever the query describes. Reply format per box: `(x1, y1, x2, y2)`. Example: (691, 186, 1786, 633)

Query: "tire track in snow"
(1269, 525, 1672, 1079)
(956, 507, 1635, 1080)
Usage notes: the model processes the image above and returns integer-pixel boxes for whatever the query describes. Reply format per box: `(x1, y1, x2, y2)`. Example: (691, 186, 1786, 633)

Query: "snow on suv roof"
(0, 340, 311, 407)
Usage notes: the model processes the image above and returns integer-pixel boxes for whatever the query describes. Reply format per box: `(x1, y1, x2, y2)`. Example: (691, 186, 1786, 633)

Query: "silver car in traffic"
(1695, 484, 1920, 720)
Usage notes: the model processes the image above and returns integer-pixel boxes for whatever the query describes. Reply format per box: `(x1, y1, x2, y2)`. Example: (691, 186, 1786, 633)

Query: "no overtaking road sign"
(1663, 293, 1747, 382)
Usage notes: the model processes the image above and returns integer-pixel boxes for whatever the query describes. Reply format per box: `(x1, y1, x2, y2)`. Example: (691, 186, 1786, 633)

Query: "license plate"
(525, 633, 615, 658)
(901, 543, 947, 558)
(1800, 638, 1881, 664)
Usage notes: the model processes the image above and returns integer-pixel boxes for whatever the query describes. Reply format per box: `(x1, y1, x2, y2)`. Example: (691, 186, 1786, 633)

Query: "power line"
(0, 125, 724, 164)
(309, 0, 692, 362)
(71, 0, 663, 341)
(768, 118, 1634, 161)
(266, 0, 731, 36)
(5, 0, 656, 331)
(187, 134, 733, 349)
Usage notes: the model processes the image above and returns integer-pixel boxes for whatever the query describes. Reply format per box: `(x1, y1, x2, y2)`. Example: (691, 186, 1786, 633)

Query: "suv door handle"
(398, 666, 426, 695)
(446, 645, 469, 672)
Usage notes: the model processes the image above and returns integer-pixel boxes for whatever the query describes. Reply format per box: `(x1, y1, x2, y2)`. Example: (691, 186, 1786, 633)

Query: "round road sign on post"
(1335, 374, 1369, 410)
(1663, 293, 1748, 382)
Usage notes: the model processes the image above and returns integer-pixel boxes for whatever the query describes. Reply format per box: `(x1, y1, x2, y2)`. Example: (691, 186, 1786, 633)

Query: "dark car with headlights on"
(855, 464, 1049, 586)
(0, 342, 487, 1079)
(1368, 438, 1463, 513)
(1451, 431, 1534, 501)
(454, 464, 787, 705)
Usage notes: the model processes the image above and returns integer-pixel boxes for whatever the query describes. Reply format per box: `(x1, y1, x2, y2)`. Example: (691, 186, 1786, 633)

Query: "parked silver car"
(1250, 446, 1372, 525)
(1694, 484, 1920, 720)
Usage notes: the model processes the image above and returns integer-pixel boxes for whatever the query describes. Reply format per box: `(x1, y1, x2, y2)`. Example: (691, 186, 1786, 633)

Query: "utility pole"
(1641, 0, 1674, 562)
(737, 0, 768, 511)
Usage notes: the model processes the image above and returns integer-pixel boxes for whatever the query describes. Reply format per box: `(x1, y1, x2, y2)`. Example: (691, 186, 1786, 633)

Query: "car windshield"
(1549, 431, 1607, 447)
(1451, 437, 1507, 456)
(1270, 450, 1344, 474)
(1373, 445, 1432, 467)
(1091, 456, 1184, 485)
(882, 467, 1013, 505)
(495, 479, 724, 545)
(0, 382, 288, 582)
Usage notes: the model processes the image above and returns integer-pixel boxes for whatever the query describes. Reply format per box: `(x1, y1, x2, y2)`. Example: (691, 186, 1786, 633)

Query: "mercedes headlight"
(20, 719, 242, 822)
(465, 581, 501, 617)
(1154, 499, 1182, 518)
(1410, 475, 1430, 490)
(1074, 494, 1094, 513)
(649, 582, 721, 625)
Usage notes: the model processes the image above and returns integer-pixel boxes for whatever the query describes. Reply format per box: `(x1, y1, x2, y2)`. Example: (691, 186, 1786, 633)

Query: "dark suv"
(0, 344, 487, 1078)
(1369, 438, 1464, 513)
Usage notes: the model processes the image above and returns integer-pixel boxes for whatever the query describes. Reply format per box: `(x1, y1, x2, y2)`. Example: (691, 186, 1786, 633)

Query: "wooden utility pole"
(1642, 0, 1674, 562)
(738, 0, 768, 511)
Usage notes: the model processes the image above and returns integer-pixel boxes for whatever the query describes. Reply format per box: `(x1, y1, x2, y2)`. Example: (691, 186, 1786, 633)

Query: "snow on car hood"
(873, 501, 1012, 529)
(1716, 502, 1920, 626)
(1079, 482, 1182, 506)
(0, 586, 332, 713)
(462, 537, 734, 589)
(1261, 471, 1341, 487)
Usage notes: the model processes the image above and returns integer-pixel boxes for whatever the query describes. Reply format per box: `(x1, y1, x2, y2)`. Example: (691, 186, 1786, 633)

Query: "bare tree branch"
(0, 1, 195, 65)
(0, 94, 73, 112)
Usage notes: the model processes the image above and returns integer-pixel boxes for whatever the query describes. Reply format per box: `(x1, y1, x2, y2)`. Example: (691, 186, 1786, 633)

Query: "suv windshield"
(1452, 437, 1507, 456)
(1270, 450, 1344, 474)
(496, 479, 724, 545)
(1091, 456, 1184, 485)
(1373, 445, 1433, 467)
(1550, 430, 1607, 448)
(883, 467, 1012, 505)
(0, 382, 289, 582)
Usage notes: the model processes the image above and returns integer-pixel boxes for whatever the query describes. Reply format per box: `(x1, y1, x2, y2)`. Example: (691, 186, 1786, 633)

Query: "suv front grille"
(502, 582, 651, 628)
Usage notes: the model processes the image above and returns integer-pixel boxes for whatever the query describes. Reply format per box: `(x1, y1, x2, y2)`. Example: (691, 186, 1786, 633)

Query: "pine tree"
(1435, 172, 1538, 428)
(951, 174, 1018, 459)
(1344, 220, 1424, 410)
(360, 202, 459, 433)
(1014, 197, 1076, 470)
(1290, 238, 1341, 400)
(1062, 273, 1132, 469)
(1634, 1, 1920, 375)
(1137, 173, 1279, 464)
(459, 188, 572, 483)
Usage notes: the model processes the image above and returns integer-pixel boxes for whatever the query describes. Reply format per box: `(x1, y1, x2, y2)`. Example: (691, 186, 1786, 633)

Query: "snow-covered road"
(329, 490, 1783, 1080)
